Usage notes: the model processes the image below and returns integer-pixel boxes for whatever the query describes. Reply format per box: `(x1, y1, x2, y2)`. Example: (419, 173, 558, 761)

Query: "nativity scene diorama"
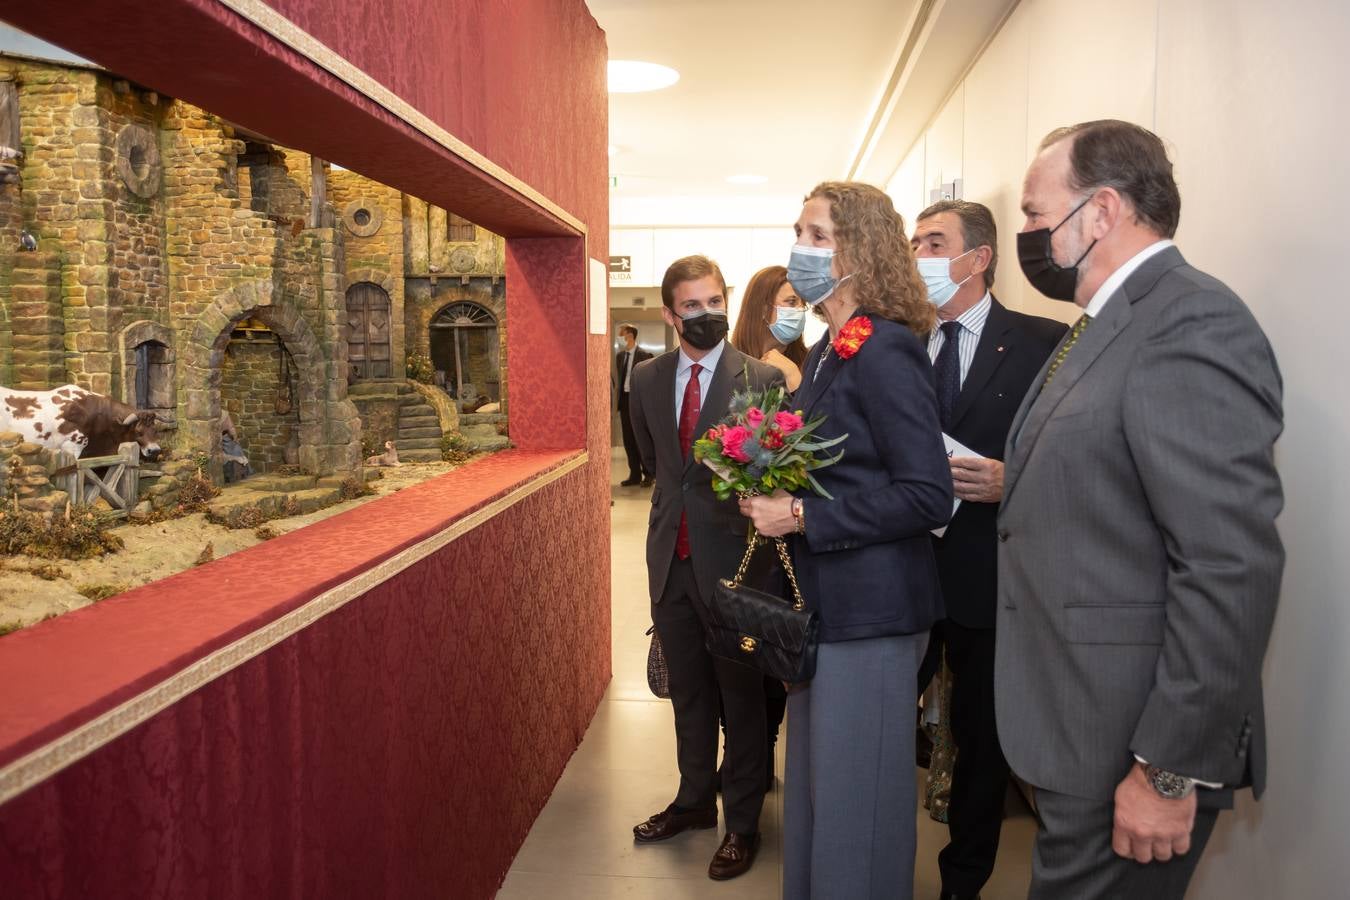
(0, 48, 513, 627)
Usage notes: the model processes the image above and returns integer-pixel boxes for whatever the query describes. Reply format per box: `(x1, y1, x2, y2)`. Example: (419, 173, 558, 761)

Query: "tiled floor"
(497, 449, 1037, 899)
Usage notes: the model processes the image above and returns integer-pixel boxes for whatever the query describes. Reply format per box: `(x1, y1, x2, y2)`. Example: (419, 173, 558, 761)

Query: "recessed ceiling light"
(726, 174, 768, 185)
(608, 60, 680, 93)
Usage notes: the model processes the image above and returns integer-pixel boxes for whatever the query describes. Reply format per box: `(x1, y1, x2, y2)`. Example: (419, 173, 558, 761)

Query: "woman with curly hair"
(729, 265, 809, 391)
(740, 181, 953, 900)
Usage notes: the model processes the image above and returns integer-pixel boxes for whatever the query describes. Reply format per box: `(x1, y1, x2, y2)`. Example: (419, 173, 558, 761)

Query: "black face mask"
(1017, 196, 1097, 301)
(678, 309, 728, 351)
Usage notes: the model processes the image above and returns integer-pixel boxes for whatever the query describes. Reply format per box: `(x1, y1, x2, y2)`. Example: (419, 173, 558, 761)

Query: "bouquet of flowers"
(692, 380, 846, 501)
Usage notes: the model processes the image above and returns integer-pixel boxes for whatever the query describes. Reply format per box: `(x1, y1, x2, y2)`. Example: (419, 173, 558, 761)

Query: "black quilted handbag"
(705, 532, 818, 684)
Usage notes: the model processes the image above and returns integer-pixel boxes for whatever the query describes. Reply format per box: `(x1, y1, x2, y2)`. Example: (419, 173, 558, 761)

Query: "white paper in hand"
(932, 433, 985, 538)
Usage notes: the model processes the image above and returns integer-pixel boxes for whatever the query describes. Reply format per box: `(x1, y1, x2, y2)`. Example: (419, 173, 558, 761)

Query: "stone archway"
(180, 280, 360, 476)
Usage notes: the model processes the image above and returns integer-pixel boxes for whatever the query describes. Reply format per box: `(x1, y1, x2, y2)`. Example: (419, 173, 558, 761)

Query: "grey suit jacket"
(628, 342, 784, 604)
(994, 246, 1284, 802)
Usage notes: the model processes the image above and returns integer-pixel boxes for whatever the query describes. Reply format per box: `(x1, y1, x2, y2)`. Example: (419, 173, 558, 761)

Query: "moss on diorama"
(0, 505, 125, 560)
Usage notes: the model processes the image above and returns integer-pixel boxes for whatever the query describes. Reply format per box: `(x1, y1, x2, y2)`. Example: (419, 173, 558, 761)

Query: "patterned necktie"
(675, 363, 702, 560)
(933, 321, 963, 429)
(1042, 314, 1091, 387)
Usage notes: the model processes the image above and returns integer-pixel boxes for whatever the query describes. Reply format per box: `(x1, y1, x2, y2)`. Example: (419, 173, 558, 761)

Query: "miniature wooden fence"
(55, 442, 160, 518)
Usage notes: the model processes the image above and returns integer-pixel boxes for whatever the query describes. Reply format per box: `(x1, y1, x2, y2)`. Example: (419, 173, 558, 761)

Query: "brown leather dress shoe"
(708, 831, 760, 880)
(632, 804, 717, 843)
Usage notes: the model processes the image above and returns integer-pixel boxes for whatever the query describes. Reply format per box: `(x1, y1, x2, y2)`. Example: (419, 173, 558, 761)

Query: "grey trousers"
(783, 633, 926, 900)
(1029, 786, 1231, 900)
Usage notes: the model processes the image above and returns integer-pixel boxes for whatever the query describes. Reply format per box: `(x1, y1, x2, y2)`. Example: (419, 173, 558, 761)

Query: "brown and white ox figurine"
(0, 385, 162, 462)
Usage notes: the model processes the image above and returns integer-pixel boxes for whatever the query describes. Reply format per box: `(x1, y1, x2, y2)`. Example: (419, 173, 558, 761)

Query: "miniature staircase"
(396, 390, 445, 462)
(458, 412, 510, 452)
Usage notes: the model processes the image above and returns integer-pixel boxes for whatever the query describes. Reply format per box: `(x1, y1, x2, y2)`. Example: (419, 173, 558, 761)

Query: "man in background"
(912, 199, 1066, 900)
(614, 323, 652, 486)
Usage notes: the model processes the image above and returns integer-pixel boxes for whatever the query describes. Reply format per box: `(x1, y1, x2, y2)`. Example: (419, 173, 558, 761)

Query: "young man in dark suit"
(627, 255, 783, 881)
(912, 200, 1067, 900)
(614, 323, 653, 486)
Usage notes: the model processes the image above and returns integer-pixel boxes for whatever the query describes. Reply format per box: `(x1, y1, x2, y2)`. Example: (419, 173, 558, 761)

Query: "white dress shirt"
(1084, 240, 1174, 318)
(926, 291, 993, 388)
(622, 348, 636, 393)
(675, 341, 724, 423)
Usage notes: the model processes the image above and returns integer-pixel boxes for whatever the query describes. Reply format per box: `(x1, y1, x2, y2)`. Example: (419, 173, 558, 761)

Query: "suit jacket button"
(997, 529, 1010, 542)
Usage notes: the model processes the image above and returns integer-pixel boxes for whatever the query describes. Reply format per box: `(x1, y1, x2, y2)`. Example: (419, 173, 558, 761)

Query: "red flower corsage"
(832, 316, 874, 359)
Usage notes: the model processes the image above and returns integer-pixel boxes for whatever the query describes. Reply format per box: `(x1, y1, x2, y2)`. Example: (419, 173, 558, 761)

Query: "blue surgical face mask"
(768, 305, 806, 344)
(787, 245, 853, 307)
(916, 248, 975, 308)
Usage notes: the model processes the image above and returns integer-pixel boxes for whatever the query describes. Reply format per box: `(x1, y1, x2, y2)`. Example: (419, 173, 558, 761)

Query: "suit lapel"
(683, 344, 745, 474)
(797, 334, 843, 419)
(948, 299, 1014, 431)
(649, 351, 682, 465)
(1004, 295, 1132, 502)
(1005, 247, 1188, 501)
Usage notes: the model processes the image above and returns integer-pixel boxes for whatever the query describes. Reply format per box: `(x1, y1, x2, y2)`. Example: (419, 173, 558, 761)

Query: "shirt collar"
(935, 291, 992, 339)
(678, 340, 724, 376)
(1084, 240, 1174, 318)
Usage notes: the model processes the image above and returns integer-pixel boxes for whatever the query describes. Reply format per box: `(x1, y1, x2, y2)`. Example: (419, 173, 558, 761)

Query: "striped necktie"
(1042, 314, 1091, 387)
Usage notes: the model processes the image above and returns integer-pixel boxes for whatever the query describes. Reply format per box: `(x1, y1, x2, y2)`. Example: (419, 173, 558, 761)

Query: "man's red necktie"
(674, 363, 702, 560)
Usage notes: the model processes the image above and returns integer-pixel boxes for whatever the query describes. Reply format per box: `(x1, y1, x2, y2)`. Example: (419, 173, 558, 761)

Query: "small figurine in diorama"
(365, 440, 401, 467)
(220, 411, 252, 483)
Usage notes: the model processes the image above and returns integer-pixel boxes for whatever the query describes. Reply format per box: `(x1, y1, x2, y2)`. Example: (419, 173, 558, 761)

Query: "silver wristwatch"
(1143, 764, 1196, 799)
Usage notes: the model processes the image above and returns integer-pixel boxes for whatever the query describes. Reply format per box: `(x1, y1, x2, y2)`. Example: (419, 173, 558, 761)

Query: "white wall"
(876, 0, 1350, 894)
(609, 224, 828, 346)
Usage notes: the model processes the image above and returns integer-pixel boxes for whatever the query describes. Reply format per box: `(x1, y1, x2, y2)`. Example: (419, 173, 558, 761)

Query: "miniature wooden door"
(346, 282, 392, 380)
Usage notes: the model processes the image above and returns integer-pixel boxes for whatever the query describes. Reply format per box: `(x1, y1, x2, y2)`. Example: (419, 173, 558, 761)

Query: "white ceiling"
(589, 0, 1018, 225)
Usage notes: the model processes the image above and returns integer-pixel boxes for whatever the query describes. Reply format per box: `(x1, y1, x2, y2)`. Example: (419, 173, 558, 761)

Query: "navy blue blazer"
(792, 315, 953, 642)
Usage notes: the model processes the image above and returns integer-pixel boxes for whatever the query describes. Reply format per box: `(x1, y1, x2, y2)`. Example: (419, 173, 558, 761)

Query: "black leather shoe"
(633, 804, 717, 843)
(708, 831, 760, 880)
(620, 477, 641, 486)
(939, 892, 981, 900)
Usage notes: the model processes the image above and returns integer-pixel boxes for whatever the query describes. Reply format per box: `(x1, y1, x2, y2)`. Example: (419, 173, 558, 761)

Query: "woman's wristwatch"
(790, 498, 805, 534)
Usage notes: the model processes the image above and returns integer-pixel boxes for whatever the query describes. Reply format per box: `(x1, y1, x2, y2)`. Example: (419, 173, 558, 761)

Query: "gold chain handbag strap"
(730, 529, 806, 612)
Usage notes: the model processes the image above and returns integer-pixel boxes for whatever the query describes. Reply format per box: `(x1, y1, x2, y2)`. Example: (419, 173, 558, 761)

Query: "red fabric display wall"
(0, 1, 612, 897)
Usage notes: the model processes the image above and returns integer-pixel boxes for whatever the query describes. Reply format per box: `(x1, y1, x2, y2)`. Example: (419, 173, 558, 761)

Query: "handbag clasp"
(739, 635, 758, 654)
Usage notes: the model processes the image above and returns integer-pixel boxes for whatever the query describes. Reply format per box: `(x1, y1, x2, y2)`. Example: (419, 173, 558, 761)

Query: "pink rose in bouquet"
(720, 425, 754, 462)
(691, 375, 846, 501)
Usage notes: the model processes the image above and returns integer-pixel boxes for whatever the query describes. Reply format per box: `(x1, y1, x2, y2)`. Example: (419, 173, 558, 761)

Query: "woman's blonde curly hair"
(806, 181, 935, 337)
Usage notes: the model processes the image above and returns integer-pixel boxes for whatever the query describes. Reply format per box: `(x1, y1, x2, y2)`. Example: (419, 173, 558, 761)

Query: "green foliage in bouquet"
(692, 380, 845, 501)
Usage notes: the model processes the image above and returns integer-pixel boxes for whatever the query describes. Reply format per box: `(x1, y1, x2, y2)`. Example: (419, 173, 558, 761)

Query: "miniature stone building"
(0, 52, 509, 480)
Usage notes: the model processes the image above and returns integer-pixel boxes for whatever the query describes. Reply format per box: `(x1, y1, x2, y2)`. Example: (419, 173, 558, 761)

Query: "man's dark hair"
(916, 199, 998, 289)
(661, 255, 726, 310)
(1040, 120, 1181, 238)
(618, 323, 638, 340)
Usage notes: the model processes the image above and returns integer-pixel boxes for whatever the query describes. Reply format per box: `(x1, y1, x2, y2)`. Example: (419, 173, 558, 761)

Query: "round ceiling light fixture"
(608, 60, 680, 93)
(726, 174, 769, 185)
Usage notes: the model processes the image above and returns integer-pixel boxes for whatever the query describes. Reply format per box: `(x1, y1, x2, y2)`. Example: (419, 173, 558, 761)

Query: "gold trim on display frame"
(0, 452, 588, 805)
(215, 0, 587, 236)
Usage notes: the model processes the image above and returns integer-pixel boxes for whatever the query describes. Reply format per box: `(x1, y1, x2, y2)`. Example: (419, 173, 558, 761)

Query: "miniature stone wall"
(0, 431, 68, 516)
(7, 250, 63, 389)
(329, 169, 406, 377)
(133, 457, 210, 519)
(220, 337, 300, 473)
